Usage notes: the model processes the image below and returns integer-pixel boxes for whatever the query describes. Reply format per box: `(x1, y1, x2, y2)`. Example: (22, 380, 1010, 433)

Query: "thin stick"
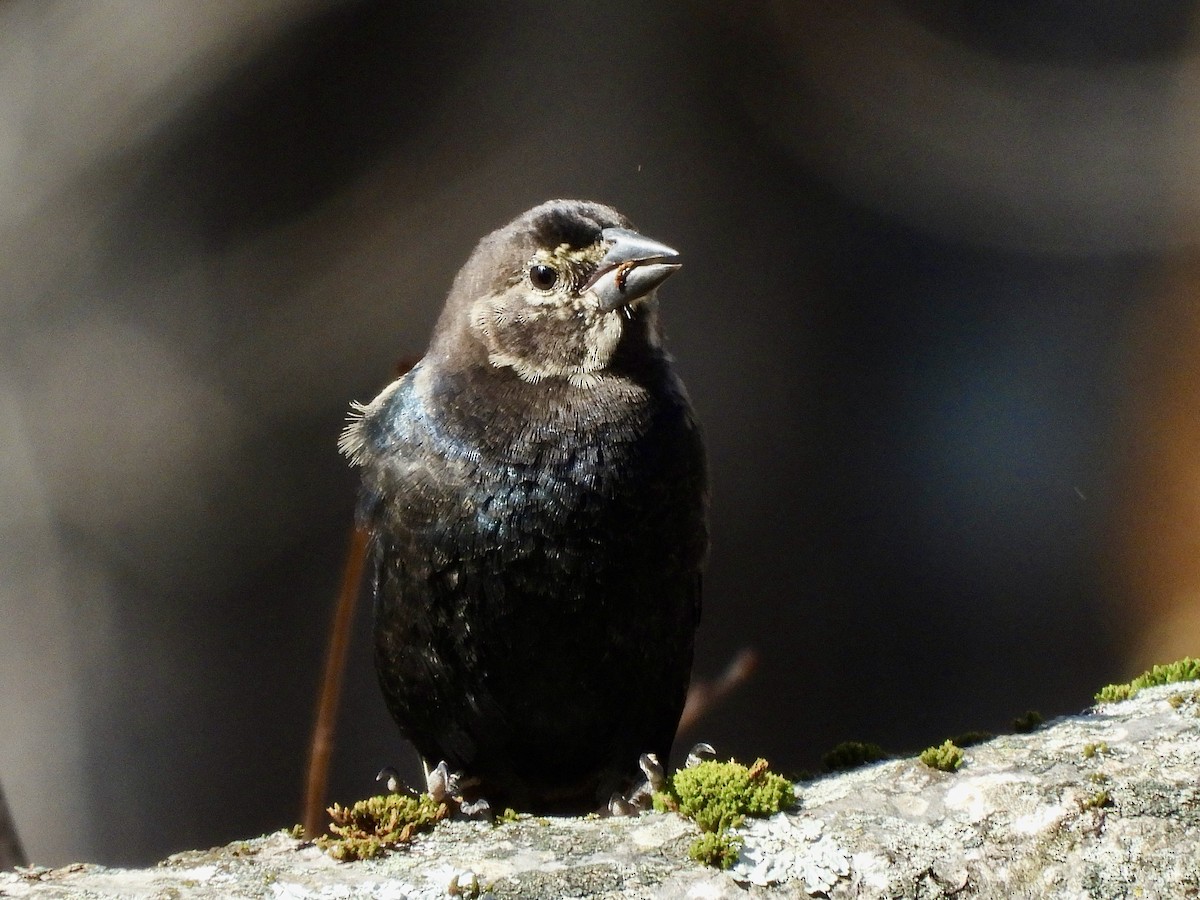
(0, 778, 26, 869)
(676, 647, 759, 737)
(302, 524, 370, 837)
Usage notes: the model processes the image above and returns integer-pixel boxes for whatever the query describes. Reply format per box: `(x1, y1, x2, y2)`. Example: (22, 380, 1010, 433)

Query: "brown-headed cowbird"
(340, 200, 707, 812)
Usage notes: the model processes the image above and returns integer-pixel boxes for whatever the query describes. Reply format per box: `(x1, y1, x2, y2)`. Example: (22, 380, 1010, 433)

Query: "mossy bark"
(4, 684, 1199, 898)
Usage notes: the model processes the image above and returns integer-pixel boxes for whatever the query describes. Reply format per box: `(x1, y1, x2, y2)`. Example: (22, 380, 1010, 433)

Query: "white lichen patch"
(174, 864, 218, 882)
(1010, 800, 1072, 836)
(944, 773, 1023, 822)
(730, 813, 850, 893)
(848, 851, 892, 891)
(628, 821, 676, 850)
(888, 793, 930, 818)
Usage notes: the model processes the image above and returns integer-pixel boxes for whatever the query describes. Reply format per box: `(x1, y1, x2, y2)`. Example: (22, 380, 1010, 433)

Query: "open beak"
(584, 226, 681, 312)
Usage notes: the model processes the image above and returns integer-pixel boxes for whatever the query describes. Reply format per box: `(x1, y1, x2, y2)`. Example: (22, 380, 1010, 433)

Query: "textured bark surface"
(3, 684, 1198, 898)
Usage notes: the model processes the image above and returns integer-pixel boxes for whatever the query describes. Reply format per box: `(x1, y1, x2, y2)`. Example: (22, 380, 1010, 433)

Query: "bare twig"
(0, 778, 27, 869)
(675, 647, 759, 737)
(302, 524, 370, 837)
(306, 360, 417, 834)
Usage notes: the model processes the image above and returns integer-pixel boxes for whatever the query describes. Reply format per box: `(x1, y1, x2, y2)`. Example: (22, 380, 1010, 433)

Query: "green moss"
(952, 731, 994, 748)
(919, 740, 965, 773)
(316, 793, 449, 861)
(688, 831, 743, 869)
(1082, 789, 1112, 810)
(655, 758, 795, 834)
(287, 824, 306, 840)
(448, 871, 482, 897)
(1011, 710, 1044, 733)
(1098, 683, 1134, 703)
(1095, 657, 1200, 703)
(1082, 741, 1109, 759)
(655, 757, 794, 870)
(822, 741, 890, 772)
(1167, 689, 1200, 710)
(495, 807, 521, 825)
(1096, 682, 1133, 703)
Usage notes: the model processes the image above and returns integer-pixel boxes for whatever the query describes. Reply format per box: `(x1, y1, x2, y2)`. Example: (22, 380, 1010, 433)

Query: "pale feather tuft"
(338, 400, 372, 465)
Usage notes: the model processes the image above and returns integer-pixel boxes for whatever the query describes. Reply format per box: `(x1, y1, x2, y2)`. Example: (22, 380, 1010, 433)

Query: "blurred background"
(3, 0, 1200, 866)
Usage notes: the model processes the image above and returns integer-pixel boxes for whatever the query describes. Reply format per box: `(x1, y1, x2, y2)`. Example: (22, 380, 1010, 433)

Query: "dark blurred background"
(4, 0, 1200, 866)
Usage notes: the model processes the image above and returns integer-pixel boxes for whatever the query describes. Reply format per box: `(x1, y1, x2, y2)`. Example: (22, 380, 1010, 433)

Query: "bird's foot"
(374, 762, 491, 819)
(425, 760, 492, 821)
(424, 760, 461, 803)
(608, 752, 667, 815)
(607, 742, 718, 815)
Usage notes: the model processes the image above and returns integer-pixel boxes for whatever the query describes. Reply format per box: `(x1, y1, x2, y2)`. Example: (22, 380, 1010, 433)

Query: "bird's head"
(431, 200, 681, 388)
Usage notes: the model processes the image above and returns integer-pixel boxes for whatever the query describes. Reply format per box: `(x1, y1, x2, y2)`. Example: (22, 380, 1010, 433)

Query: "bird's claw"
(375, 766, 403, 794)
(608, 792, 640, 816)
(608, 752, 668, 815)
(425, 760, 460, 803)
(685, 742, 717, 768)
(639, 752, 667, 792)
(422, 760, 492, 820)
(458, 798, 492, 819)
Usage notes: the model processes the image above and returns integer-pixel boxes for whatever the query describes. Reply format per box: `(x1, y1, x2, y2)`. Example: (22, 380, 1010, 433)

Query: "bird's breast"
(381, 371, 685, 540)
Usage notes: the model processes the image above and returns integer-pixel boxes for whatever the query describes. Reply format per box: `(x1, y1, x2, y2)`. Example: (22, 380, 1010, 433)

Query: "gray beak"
(584, 226, 681, 312)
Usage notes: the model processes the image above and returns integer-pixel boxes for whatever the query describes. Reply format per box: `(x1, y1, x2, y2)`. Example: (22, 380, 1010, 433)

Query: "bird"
(339, 199, 707, 813)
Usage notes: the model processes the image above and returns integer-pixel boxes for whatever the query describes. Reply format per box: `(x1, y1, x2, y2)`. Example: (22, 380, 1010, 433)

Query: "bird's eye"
(529, 264, 559, 291)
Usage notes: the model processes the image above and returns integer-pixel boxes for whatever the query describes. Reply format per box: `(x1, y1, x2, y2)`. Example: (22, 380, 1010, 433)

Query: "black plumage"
(340, 200, 707, 812)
